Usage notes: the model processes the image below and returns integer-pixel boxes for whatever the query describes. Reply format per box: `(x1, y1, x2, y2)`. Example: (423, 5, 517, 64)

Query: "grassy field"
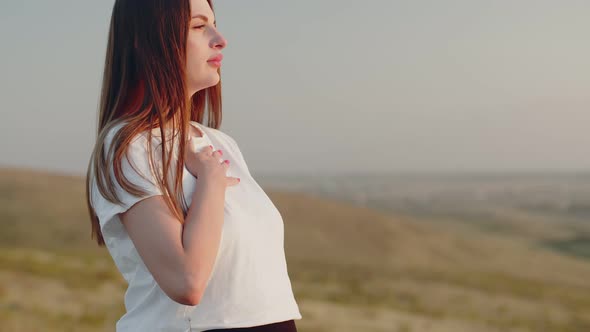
(1, 167, 590, 332)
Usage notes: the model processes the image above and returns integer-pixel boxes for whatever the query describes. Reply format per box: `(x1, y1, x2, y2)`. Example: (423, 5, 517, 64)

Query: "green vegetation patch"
(0, 248, 124, 290)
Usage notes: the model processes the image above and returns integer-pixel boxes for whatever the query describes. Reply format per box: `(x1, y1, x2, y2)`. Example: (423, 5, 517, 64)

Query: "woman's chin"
(190, 77, 220, 94)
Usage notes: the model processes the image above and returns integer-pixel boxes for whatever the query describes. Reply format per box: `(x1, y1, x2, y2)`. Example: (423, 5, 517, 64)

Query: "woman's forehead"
(190, 0, 214, 18)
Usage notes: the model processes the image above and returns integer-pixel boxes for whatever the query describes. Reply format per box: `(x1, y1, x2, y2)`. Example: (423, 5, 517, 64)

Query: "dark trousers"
(203, 319, 297, 332)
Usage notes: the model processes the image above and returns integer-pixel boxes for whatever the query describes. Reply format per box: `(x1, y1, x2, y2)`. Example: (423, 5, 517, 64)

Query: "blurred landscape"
(3, 0, 589, 331)
(2, 167, 590, 332)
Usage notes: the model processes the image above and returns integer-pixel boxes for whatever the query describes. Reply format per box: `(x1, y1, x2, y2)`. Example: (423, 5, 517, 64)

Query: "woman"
(85, 0, 302, 331)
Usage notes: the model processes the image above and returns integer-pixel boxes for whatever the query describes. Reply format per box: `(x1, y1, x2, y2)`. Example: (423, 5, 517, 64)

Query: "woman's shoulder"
(102, 120, 146, 142)
(103, 120, 240, 153)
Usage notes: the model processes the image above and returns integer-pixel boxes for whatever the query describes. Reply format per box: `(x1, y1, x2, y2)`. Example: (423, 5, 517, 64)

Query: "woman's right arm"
(119, 139, 238, 306)
(120, 178, 226, 306)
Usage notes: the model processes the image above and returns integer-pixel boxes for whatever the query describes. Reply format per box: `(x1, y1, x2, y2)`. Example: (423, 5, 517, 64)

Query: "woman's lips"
(208, 54, 223, 62)
(207, 54, 223, 67)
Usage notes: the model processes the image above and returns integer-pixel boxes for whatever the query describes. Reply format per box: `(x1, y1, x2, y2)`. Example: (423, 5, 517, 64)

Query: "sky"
(0, 0, 589, 176)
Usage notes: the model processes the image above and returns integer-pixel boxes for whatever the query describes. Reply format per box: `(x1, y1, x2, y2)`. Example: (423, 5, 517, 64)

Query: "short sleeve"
(90, 128, 165, 234)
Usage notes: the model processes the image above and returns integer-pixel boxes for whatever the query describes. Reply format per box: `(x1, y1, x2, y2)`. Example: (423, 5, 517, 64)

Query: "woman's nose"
(212, 30, 227, 49)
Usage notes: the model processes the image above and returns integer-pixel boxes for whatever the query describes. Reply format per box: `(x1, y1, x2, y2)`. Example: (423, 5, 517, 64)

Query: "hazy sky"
(1, 0, 588, 176)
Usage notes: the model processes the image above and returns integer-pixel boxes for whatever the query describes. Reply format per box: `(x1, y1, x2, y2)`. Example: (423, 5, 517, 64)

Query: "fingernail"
(219, 150, 223, 155)
(238, 178, 241, 182)
(209, 145, 213, 149)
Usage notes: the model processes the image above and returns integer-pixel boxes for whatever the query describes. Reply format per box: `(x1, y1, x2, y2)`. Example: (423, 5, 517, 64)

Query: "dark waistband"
(202, 319, 297, 332)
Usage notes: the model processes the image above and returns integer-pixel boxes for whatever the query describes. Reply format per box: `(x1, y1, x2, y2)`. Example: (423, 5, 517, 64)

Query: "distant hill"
(1, 167, 590, 332)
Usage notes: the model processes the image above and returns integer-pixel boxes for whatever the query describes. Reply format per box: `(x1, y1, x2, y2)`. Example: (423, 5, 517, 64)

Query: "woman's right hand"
(184, 134, 240, 188)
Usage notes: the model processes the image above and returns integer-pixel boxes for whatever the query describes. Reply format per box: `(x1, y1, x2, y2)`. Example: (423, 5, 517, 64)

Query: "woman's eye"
(193, 25, 205, 30)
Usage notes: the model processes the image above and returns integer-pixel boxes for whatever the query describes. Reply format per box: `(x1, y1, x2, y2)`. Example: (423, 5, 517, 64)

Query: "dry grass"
(1, 167, 590, 332)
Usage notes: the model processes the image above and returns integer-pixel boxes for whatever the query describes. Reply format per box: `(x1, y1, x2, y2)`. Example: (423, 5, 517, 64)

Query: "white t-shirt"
(89, 120, 302, 332)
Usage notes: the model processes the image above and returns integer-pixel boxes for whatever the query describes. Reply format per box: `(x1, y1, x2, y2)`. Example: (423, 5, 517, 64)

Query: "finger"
(212, 149, 223, 158)
(199, 145, 214, 155)
(226, 176, 241, 186)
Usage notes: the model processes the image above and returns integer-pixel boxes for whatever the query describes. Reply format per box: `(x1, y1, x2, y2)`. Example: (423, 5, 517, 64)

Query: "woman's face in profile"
(186, 0, 228, 95)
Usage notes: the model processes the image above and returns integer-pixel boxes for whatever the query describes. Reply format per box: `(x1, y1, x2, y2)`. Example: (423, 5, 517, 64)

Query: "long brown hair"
(86, 0, 222, 246)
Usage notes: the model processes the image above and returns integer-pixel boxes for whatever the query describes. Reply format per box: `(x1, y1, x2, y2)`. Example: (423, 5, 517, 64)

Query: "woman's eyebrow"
(191, 14, 216, 25)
